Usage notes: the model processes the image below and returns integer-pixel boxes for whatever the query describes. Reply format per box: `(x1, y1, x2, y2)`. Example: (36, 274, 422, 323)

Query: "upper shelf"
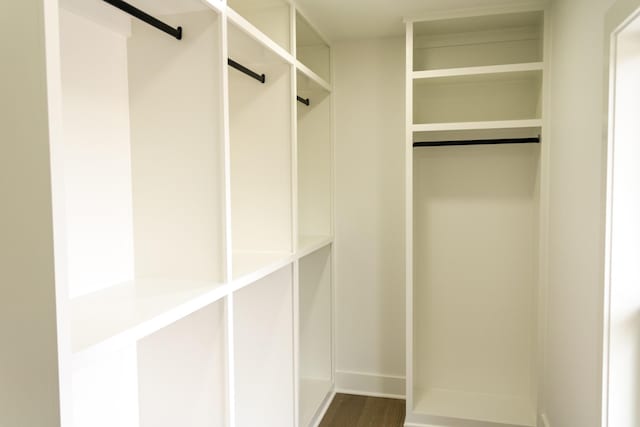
(413, 62, 543, 81)
(296, 11, 331, 84)
(227, 0, 292, 54)
(227, 7, 294, 66)
(297, 61, 331, 93)
(412, 119, 542, 133)
(412, 10, 544, 72)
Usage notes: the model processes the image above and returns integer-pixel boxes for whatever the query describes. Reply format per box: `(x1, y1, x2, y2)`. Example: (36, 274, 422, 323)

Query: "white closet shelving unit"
(41, 0, 334, 425)
(405, 5, 549, 427)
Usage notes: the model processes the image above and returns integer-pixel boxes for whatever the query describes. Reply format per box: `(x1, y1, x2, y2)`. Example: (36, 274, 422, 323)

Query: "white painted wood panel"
(129, 10, 224, 284)
(59, 9, 135, 298)
(138, 303, 227, 427)
(297, 70, 332, 242)
(234, 266, 295, 427)
(299, 247, 333, 427)
(228, 53, 293, 256)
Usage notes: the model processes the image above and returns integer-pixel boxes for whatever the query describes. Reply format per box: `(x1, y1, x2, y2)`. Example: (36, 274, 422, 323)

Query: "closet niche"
(57, 0, 227, 425)
(406, 7, 547, 427)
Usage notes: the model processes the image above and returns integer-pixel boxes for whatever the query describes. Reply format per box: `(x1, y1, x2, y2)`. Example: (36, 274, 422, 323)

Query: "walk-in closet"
(3, 0, 636, 426)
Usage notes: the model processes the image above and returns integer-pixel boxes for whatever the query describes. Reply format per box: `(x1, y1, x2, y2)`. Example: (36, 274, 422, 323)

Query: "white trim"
(308, 389, 336, 427)
(405, 19, 415, 413)
(335, 370, 406, 398)
(601, 4, 640, 427)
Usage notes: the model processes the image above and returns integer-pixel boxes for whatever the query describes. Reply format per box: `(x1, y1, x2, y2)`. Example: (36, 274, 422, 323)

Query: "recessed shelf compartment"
(413, 11, 544, 71)
(227, 0, 291, 53)
(57, 0, 225, 313)
(413, 70, 542, 124)
(73, 303, 227, 427)
(71, 279, 226, 364)
(298, 246, 333, 427)
(234, 266, 295, 427)
(297, 69, 332, 250)
(228, 20, 293, 279)
(412, 143, 540, 427)
(296, 11, 331, 83)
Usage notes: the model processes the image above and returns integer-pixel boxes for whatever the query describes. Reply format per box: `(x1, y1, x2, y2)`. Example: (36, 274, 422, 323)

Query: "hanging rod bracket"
(228, 58, 266, 84)
(413, 137, 540, 147)
(102, 0, 183, 40)
(297, 96, 310, 106)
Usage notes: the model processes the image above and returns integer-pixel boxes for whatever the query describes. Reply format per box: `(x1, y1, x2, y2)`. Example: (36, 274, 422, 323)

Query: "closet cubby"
(406, 6, 546, 427)
(57, 0, 226, 360)
(296, 12, 331, 83)
(412, 144, 539, 426)
(228, 21, 293, 279)
(412, 11, 544, 72)
(298, 246, 333, 427)
(227, 0, 291, 53)
(234, 266, 295, 427)
(296, 70, 332, 254)
(413, 69, 542, 124)
(73, 302, 227, 427)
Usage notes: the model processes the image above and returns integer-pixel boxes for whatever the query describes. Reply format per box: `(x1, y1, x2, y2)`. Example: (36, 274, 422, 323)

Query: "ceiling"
(294, 0, 544, 41)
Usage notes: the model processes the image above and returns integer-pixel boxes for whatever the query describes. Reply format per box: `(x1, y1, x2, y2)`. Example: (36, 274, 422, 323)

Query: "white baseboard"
(309, 389, 336, 427)
(335, 370, 406, 399)
(540, 413, 551, 427)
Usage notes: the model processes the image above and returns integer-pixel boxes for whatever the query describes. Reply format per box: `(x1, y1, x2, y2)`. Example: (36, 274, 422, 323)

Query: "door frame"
(601, 1, 640, 426)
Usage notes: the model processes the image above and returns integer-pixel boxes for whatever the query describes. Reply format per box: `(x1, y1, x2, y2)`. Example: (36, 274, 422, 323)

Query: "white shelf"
(71, 279, 227, 366)
(412, 119, 542, 133)
(232, 251, 294, 285)
(227, 6, 294, 66)
(413, 388, 536, 427)
(297, 61, 332, 93)
(413, 62, 543, 81)
(299, 378, 333, 427)
(297, 235, 333, 259)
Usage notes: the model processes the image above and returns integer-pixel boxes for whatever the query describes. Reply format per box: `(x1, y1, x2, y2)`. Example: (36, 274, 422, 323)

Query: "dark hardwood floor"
(319, 393, 406, 427)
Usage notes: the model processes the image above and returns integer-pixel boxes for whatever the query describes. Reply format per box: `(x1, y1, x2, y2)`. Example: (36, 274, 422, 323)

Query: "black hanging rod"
(413, 137, 540, 147)
(228, 59, 266, 83)
(297, 96, 310, 106)
(102, 0, 182, 40)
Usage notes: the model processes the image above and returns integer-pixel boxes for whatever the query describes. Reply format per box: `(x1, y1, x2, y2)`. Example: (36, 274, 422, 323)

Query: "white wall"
(333, 38, 406, 397)
(543, 0, 615, 425)
(0, 1, 62, 426)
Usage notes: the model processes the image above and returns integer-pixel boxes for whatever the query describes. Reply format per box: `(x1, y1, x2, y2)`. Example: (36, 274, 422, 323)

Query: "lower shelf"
(232, 250, 293, 283)
(297, 235, 333, 259)
(299, 378, 332, 427)
(71, 279, 227, 365)
(413, 388, 536, 427)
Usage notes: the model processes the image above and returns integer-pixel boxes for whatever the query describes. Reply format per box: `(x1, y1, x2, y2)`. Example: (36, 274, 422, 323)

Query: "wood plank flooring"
(319, 393, 405, 427)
